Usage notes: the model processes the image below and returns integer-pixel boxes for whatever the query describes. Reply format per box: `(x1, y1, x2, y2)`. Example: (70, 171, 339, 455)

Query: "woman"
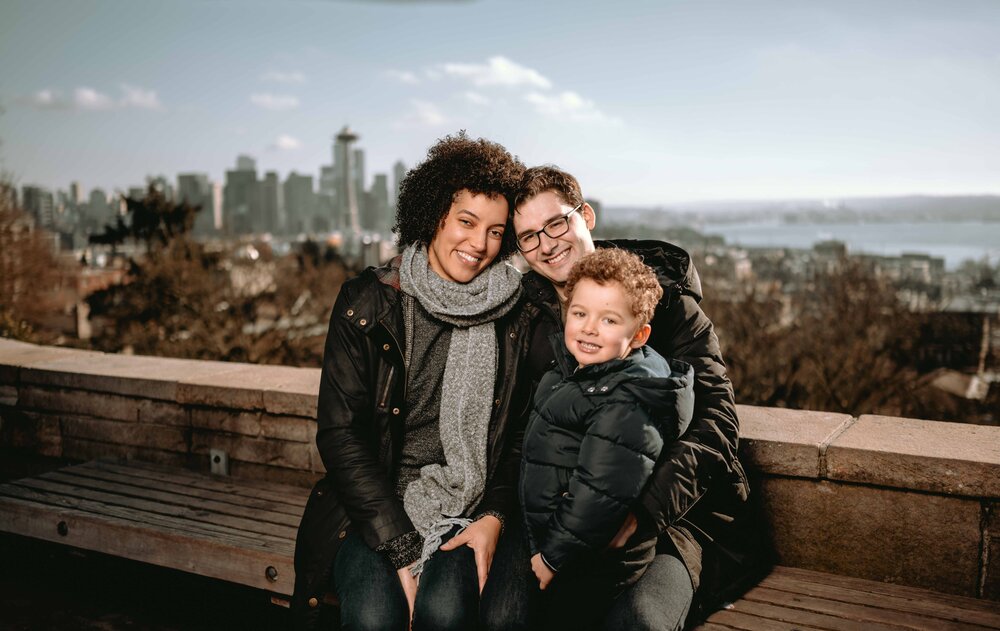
(292, 133, 534, 631)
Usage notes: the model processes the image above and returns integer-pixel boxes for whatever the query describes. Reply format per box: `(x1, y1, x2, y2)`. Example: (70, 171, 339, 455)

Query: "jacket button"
(359, 318, 367, 326)
(509, 331, 516, 338)
(392, 407, 401, 415)
(383, 343, 390, 351)
(316, 490, 323, 497)
(561, 491, 569, 497)
(308, 597, 319, 608)
(600, 386, 608, 392)
(346, 309, 354, 317)
(338, 530, 347, 539)
(587, 387, 595, 393)
(494, 399, 501, 406)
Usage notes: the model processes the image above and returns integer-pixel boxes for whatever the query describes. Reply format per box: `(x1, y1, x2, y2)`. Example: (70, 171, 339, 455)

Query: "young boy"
(520, 247, 695, 628)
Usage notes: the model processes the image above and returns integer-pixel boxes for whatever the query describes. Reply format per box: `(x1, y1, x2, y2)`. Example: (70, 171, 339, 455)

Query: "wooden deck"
(1, 459, 998, 628)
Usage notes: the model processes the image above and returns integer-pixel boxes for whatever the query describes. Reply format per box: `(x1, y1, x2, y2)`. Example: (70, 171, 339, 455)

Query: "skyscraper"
(284, 172, 316, 234)
(261, 171, 283, 234)
(353, 147, 367, 227)
(177, 173, 216, 235)
(392, 160, 407, 210)
(224, 156, 259, 235)
(22, 185, 55, 230)
(369, 173, 391, 234)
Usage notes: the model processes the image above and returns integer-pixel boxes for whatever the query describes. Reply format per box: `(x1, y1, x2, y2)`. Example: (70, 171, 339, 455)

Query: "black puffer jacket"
(521, 239, 767, 615)
(291, 258, 536, 630)
(520, 339, 694, 577)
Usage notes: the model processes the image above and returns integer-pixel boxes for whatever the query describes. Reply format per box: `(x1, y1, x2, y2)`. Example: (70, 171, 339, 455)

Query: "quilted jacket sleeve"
(314, 280, 414, 550)
(639, 293, 744, 533)
(538, 400, 665, 572)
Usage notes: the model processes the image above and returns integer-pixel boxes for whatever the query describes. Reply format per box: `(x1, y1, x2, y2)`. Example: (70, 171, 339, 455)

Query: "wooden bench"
(1, 459, 998, 628)
(0, 458, 304, 600)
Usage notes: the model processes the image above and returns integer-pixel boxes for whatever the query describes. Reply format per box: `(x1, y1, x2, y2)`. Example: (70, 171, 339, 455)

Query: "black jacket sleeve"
(314, 281, 414, 550)
(640, 293, 743, 533)
(539, 400, 664, 572)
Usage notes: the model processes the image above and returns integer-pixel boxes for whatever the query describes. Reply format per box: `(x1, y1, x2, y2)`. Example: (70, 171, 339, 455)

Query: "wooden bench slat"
(95, 459, 311, 506)
(0, 483, 294, 551)
(742, 585, 994, 631)
(718, 598, 912, 631)
(770, 566, 1000, 618)
(8, 477, 299, 541)
(702, 608, 829, 631)
(41, 468, 302, 528)
(761, 572, 1000, 628)
(66, 464, 306, 518)
(0, 494, 295, 595)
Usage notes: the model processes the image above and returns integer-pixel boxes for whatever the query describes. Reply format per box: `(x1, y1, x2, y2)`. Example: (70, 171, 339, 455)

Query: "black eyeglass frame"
(515, 203, 584, 253)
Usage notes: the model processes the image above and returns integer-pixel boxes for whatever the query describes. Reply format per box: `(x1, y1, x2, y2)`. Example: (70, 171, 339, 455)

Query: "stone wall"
(1, 338, 998, 599)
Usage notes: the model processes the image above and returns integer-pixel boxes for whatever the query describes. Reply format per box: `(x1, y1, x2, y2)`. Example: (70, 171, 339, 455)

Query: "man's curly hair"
(565, 248, 664, 326)
(393, 131, 525, 258)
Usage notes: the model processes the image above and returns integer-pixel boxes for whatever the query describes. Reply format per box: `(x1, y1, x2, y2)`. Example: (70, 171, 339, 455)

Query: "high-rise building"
(128, 186, 146, 201)
(22, 185, 55, 230)
(353, 147, 367, 226)
(392, 160, 407, 211)
(261, 171, 283, 234)
(236, 155, 256, 172)
(86, 189, 112, 229)
(177, 173, 216, 235)
(284, 172, 315, 234)
(224, 156, 259, 235)
(369, 173, 391, 234)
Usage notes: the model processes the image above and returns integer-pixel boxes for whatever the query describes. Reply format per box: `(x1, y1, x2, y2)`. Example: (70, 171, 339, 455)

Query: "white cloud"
(411, 99, 447, 125)
(119, 84, 163, 109)
(74, 87, 114, 110)
(23, 89, 65, 109)
(261, 70, 307, 84)
(524, 91, 622, 125)
(462, 91, 490, 106)
(271, 134, 302, 150)
(250, 93, 300, 110)
(441, 56, 551, 89)
(387, 69, 420, 85)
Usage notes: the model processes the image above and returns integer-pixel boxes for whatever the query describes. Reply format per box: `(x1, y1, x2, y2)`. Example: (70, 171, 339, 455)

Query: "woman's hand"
(607, 512, 638, 549)
(397, 564, 419, 627)
(530, 553, 555, 590)
(439, 515, 502, 593)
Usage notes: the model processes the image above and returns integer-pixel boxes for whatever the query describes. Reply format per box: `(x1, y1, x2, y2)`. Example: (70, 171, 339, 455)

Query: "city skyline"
(2, 0, 999, 205)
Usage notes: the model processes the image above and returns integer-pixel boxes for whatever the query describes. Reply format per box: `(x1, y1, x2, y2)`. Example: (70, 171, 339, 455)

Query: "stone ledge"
(737, 405, 853, 478)
(827, 415, 1000, 498)
(4, 338, 1000, 499)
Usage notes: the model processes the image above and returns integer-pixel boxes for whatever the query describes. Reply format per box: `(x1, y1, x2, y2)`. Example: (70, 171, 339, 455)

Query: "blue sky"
(1, 0, 998, 205)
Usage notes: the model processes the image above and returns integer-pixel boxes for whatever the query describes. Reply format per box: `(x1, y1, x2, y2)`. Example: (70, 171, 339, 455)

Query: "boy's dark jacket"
(520, 239, 770, 616)
(521, 339, 695, 579)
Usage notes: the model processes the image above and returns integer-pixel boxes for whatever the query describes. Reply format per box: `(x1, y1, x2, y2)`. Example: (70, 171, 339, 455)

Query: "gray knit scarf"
(398, 243, 522, 574)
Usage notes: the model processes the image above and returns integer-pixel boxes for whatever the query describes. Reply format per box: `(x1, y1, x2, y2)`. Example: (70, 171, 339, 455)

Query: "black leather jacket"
(521, 239, 765, 614)
(292, 258, 535, 629)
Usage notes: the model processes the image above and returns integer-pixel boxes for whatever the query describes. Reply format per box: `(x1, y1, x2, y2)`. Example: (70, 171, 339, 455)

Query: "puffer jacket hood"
(551, 334, 694, 437)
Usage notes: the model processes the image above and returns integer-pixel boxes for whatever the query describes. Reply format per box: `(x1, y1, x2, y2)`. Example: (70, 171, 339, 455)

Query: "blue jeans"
(334, 524, 533, 631)
(603, 552, 693, 631)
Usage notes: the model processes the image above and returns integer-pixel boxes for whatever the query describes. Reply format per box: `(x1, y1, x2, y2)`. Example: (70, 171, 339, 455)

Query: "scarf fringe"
(409, 517, 472, 577)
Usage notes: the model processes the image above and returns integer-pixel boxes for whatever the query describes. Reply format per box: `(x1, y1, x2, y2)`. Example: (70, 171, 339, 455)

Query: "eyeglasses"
(516, 204, 583, 253)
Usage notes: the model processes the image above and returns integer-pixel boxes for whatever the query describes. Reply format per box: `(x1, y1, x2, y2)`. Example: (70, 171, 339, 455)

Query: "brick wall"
(2, 337, 998, 599)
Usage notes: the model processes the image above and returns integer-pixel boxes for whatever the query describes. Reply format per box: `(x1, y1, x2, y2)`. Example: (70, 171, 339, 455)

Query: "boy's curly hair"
(393, 131, 525, 258)
(565, 248, 663, 325)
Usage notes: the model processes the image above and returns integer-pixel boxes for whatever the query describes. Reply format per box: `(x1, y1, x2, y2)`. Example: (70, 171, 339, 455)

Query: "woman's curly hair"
(394, 131, 525, 258)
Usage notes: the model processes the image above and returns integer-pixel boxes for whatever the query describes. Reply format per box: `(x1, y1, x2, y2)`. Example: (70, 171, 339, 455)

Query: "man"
(512, 166, 765, 630)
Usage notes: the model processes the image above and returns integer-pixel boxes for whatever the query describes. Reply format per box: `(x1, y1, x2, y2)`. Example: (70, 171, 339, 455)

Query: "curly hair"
(565, 248, 663, 325)
(514, 165, 584, 211)
(394, 132, 525, 258)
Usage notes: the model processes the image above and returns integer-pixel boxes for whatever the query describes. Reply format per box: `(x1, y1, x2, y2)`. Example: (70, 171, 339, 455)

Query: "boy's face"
(564, 278, 651, 367)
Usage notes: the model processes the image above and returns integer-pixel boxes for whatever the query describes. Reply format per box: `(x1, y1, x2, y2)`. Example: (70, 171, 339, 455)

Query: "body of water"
(697, 220, 1000, 270)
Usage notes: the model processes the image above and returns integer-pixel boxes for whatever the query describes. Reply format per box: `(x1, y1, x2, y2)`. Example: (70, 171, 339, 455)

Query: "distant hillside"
(603, 195, 1000, 226)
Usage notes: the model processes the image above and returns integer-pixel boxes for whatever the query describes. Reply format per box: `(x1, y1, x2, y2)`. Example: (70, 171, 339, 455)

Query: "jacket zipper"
(378, 366, 394, 409)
